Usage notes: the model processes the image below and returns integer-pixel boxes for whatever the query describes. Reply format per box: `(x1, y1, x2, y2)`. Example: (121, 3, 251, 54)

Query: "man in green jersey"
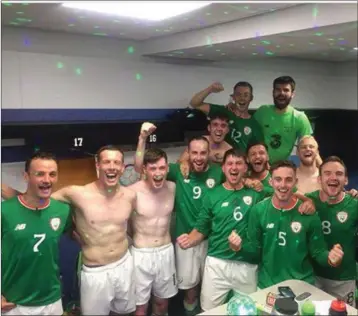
(189, 81, 264, 152)
(229, 160, 344, 289)
(134, 122, 223, 314)
(306, 156, 358, 307)
(177, 149, 267, 311)
(253, 76, 317, 164)
(1, 152, 72, 315)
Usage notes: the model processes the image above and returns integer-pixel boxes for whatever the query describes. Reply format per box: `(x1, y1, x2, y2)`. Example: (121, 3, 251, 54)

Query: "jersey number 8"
(33, 233, 46, 252)
(321, 221, 331, 235)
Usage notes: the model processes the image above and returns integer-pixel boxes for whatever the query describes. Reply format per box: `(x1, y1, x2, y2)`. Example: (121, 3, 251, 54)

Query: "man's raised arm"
(189, 82, 224, 114)
(1, 184, 21, 200)
(134, 122, 157, 173)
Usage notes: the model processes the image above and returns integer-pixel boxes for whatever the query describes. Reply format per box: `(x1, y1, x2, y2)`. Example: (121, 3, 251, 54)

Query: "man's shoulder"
(49, 198, 71, 210)
(166, 180, 176, 191)
(256, 104, 273, 112)
(1, 196, 21, 213)
(292, 107, 309, 120)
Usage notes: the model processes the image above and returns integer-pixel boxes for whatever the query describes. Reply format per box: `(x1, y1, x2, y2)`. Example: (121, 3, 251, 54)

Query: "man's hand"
(1, 295, 16, 312)
(328, 244, 344, 267)
(177, 234, 192, 249)
(140, 122, 157, 140)
(209, 82, 224, 93)
(298, 199, 316, 215)
(346, 188, 358, 198)
(244, 178, 263, 192)
(228, 230, 242, 252)
(180, 161, 190, 179)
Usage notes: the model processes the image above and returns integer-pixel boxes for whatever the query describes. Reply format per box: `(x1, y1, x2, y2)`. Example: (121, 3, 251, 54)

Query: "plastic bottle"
(328, 300, 348, 316)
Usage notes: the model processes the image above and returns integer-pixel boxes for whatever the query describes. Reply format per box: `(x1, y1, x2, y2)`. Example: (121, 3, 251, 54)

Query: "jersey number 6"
(33, 233, 46, 252)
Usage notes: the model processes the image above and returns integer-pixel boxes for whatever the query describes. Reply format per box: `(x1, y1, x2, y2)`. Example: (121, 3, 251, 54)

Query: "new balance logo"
(15, 224, 26, 230)
(221, 202, 229, 207)
(266, 223, 274, 229)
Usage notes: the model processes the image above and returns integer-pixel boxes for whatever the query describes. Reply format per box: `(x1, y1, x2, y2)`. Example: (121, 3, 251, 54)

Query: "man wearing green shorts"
(134, 123, 223, 314)
(229, 160, 344, 289)
(253, 76, 314, 163)
(306, 156, 358, 307)
(1, 152, 72, 315)
(190, 81, 264, 152)
(177, 149, 268, 311)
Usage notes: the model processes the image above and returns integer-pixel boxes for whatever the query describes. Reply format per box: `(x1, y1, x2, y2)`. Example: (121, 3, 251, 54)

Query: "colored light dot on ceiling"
(206, 36, 212, 46)
(224, 11, 229, 14)
(167, 54, 173, 57)
(276, 45, 281, 48)
(113, 20, 120, 23)
(242, 46, 245, 48)
(79, 16, 86, 19)
(94, 26, 100, 29)
(252, 43, 257, 46)
(328, 38, 334, 41)
(197, 54, 203, 56)
(289, 44, 295, 47)
(252, 53, 258, 56)
(16, 11, 24, 14)
(265, 51, 274, 56)
(155, 29, 160, 32)
(312, 7, 318, 17)
(68, 24, 75, 27)
(3, 3, 12, 6)
(255, 31, 261, 38)
(127, 46, 135, 54)
(93, 32, 107, 36)
(75, 68, 82, 75)
(22, 3, 29, 5)
(339, 47, 345, 51)
(205, 12, 211, 16)
(16, 18, 32, 22)
(314, 32, 323, 36)
(216, 49, 221, 52)
(338, 37, 344, 40)
(164, 29, 170, 32)
(261, 40, 271, 45)
(57, 62, 64, 69)
(221, 53, 226, 55)
(244, 6, 250, 9)
(135, 73, 142, 80)
(10, 22, 19, 25)
(309, 42, 314, 45)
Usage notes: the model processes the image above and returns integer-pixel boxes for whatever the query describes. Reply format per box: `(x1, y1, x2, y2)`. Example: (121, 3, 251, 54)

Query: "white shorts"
(315, 276, 356, 307)
(175, 240, 208, 290)
(80, 251, 136, 315)
(200, 256, 258, 311)
(2, 299, 63, 315)
(131, 243, 178, 305)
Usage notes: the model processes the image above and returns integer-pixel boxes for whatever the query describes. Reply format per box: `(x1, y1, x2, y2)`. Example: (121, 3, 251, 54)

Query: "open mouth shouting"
(326, 181, 341, 196)
(105, 171, 119, 184)
(252, 160, 265, 172)
(152, 175, 165, 188)
(192, 160, 206, 171)
(38, 183, 52, 196)
(227, 170, 241, 183)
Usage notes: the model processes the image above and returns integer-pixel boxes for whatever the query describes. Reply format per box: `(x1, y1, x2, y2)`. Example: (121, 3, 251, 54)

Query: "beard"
(274, 96, 292, 110)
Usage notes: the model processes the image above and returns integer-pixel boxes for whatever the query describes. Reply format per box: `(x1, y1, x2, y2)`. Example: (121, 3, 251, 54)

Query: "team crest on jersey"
(244, 126, 252, 135)
(184, 179, 190, 183)
(243, 196, 252, 205)
(206, 178, 215, 188)
(229, 120, 234, 125)
(50, 218, 61, 231)
(336, 211, 348, 223)
(291, 221, 302, 233)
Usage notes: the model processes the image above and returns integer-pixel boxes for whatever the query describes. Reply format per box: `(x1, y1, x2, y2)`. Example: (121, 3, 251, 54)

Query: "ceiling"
(2, 2, 357, 62)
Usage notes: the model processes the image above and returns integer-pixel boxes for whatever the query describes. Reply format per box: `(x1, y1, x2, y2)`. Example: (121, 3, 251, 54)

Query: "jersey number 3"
(33, 233, 46, 252)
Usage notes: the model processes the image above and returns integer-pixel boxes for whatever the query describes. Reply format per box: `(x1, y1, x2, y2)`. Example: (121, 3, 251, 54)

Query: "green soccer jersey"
(306, 190, 358, 281)
(1, 196, 72, 306)
(254, 105, 312, 163)
(244, 197, 330, 289)
(195, 185, 266, 263)
(208, 104, 264, 152)
(167, 162, 224, 238)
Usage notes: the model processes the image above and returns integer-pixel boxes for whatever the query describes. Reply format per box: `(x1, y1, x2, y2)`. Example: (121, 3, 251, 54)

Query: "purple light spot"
(338, 40, 347, 45)
(68, 18, 76, 23)
(23, 37, 31, 46)
(255, 31, 261, 38)
(313, 24, 319, 29)
(199, 19, 205, 26)
(257, 46, 265, 53)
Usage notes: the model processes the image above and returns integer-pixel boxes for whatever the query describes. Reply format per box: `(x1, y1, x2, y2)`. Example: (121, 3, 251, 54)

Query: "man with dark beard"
(253, 76, 313, 164)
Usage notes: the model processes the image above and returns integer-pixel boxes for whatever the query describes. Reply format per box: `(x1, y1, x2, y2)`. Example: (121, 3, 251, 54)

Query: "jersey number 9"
(193, 186, 202, 199)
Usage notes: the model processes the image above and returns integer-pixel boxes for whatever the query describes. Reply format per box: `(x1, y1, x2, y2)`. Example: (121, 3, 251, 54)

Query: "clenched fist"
(228, 230, 242, 252)
(140, 122, 157, 140)
(177, 233, 192, 249)
(328, 244, 344, 267)
(209, 82, 224, 93)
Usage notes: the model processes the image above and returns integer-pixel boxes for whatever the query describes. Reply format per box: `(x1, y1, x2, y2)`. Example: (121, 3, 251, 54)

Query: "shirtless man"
(1, 145, 136, 315)
(128, 148, 177, 316)
(179, 114, 232, 165)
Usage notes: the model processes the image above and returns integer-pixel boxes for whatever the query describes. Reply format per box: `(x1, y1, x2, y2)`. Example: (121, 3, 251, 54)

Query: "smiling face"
(319, 161, 348, 198)
(232, 85, 253, 112)
(247, 144, 269, 174)
(208, 117, 229, 144)
(96, 149, 124, 187)
(298, 136, 318, 167)
(188, 139, 209, 172)
(222, 154, 247, 187)
(143, 157, 168, 190)
(273, 83, 294, 110)
(271, 166, 297, 203)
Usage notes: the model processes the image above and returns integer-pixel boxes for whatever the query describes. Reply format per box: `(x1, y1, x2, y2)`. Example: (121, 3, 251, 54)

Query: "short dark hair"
(209, 113, 229, 124)
(25, 151, 58, 173)
(270, 160, 297, 174)
(273, 76, 296, 92)
(233, 81, 253, 94)
(319, 156, 347, 176)
(246, 141, 268, 155)
(223, 148, 247, 165)
(143, 148, 168, 166)
(188, 136, 209, 150)
(96, 145, 123, 162)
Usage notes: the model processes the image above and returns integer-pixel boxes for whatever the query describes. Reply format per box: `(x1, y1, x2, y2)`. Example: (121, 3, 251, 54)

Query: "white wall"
(3, 27, 354, 110)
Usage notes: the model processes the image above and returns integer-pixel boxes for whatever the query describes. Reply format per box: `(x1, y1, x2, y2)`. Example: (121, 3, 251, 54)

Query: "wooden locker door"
(54, 158, 97, 191)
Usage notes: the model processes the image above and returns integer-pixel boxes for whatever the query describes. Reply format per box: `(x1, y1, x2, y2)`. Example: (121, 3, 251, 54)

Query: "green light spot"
(244, 6, 250, 9)
(108, 189, 112, 193)
(16, 18, 32, 22)
(136, 151, 142, 157)
(276, 45, 281, 48)
(339, 47, 345, 51)
(94, 26, 100, 29)
(216, 49, 221, 52)
(3, 3, 12, 6)
(127, 46, 135, 54)
(312, 6, 318, 17)
(289, 44, 295, 47)
(93, 32, 107, 36)
(338, 37, 344, 40)
(155, 29, 160, 32)
(16, 11, 24, 14)
(205, 12, 211, 16)
(22, 3, 29, 5)
(113, 20, 120, 23)
(265, 51, 274, 56)
(224, 11, 229, 14)
(68, 24, 75, 27)
(9, 22, 19, 25)
(261, 40, 271, 45)
(252, 52, 258, 56)
(328, 38, 334, 41)
(206, 36, 212, 46)
(173, 51, 184, 54)
(57, 62, 64, 69)
(252, 43, 256, 46)
(309, 42, 315, 45)
(135, 73, 142, 80)
(314, 32, 323, 36)
(75, 68, 82, 75)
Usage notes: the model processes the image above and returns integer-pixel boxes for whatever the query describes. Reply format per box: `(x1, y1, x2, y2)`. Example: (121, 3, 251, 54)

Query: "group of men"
(1, 75, 357, 316)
